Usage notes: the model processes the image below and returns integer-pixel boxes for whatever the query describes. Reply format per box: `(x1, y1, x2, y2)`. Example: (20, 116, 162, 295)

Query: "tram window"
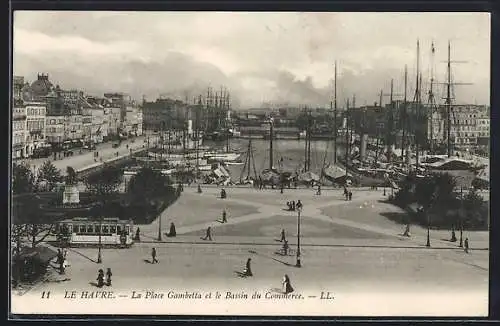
(102, 225, 109, 234)
(125, 225, 130, 235)
(117, 225, 122, 234)
(79, 224, 85, 233)
(110, 225, 117, 234)
(95, 225, 101, 234)
(86, 224, 94, 233)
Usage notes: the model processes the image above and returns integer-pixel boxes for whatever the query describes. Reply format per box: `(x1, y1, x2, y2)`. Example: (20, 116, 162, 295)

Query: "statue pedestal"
(63, 185, 80, 205)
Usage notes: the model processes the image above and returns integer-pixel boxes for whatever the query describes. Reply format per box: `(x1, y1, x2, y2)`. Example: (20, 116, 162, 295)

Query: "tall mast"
(428, 41, 436, 153)
(414, 39, 421, 169)
(269, 117, 274, 171)
(345, 98, 350, 177)
(307, 108, 312, 171)
(225, 88, 230, 152)
(401, 65, 408, 160)
(333, 61, 338, 164)
(446, 41, 452, 157)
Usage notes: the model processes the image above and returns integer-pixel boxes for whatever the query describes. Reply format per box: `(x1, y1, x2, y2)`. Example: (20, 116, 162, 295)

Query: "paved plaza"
(11, 186, 489, 316)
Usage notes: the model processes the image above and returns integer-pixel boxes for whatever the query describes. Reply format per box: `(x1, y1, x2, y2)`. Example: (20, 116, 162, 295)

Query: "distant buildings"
(11, 73, 144, 158)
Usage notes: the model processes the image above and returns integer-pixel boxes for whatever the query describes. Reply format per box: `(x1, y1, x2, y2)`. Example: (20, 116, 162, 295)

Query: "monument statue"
(63, 166, 80, 205)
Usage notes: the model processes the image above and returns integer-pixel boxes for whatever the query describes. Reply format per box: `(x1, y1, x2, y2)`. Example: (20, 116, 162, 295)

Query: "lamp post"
(157, 201, 162, 242)
(296, 207, 302, 268)
(459, 186, 464, 247)
(97, 203, 103, 263)
(425, 210, 431, 247)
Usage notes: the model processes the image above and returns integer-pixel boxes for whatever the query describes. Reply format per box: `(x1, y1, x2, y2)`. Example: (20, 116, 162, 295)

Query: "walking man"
(222, 209, 227, 223)
(296, 200, 303, 211)
(464, 237, 470, 253)
(316, 185, 321, 195)
(202, 226, 213, 241)
(280, 229, 286, 242)
(151, 247, 158, 264)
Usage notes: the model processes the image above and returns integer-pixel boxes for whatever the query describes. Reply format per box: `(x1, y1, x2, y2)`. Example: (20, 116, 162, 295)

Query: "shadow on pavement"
(234, 271, 249, 278)
(248, 249, 295, 267)
(143, 259, 152, 264)
(68, 248, 97, 263)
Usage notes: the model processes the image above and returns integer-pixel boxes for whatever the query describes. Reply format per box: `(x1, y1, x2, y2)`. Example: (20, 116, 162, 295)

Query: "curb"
(133, 240, 488, 251)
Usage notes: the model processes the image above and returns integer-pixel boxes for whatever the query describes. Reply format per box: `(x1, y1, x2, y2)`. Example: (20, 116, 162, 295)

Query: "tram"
(56, 217, 135, 248)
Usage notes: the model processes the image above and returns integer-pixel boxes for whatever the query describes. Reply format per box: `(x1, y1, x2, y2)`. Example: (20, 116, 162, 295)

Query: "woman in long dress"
(282, 274, 294, 294)
(243, 258, 253, 276)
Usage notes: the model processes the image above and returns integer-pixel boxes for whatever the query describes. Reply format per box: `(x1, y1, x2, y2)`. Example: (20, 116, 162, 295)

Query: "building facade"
(45, 115, 65, 147)
(24, 102, 47, 156)
(12, 106, 26, 159)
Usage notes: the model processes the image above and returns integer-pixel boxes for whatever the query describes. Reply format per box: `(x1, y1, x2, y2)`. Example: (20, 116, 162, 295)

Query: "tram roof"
(59, 217, 132, 223)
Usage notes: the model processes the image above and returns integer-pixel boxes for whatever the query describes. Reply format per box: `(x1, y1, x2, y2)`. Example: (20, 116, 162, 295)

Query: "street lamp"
(425, 211, 431, 248)
(296, 207, 302, 267)
(97, 203, 103, 263)
(459, 186, 464, 247)
(157, 201, 162, 242)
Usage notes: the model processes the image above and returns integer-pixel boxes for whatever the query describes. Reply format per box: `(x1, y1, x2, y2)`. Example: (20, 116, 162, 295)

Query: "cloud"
(13, 12, 490, 108)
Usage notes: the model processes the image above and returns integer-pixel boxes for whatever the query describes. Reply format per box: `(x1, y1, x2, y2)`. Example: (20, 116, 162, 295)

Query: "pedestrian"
(348, 191, 352, 201)
(344, 187, 348, 200)
(280, 183, 284, 194)
(282, 274, 294, 294)
(221, 188, 227, 199)
(296, 200, 303, 211)
(291, 200, 296, 211)
(167, 222, 177, 237)
(286, 201, 291, 210)
(243, 258, 253, 277)
(59, 257, 65, 275)
(197, 184, 202, 193)
(464, 237, 470, 253)
(106, 268, 112, 286)
(316, 185, 321, 195)
(403, 224, 411, 237)
(151, 247, 158, 263)
(280, 229, 286, 242)
(281, 240, 289, 256)
(222, 209, 227, 223)
(56, 249, 63, 265)
(202, 226, 213, 241)
(135, 227, 141, 241)
(97, 269, 104, 288)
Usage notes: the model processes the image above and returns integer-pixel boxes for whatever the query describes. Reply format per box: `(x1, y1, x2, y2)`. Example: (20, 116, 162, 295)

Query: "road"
(18, 135, 159, 175)
(11, 241, 488, 316)
(11, 187, 489, 316)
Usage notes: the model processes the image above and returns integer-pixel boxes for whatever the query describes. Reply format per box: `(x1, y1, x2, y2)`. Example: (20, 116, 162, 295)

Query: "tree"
(37, 161, 63, 191)
(431, 173, 458, 209)
(65, 166, 78, 185)
(84, 165, 123, 198)
(12, 163, 35, 194)
(462, 188, 488, 229)
(127, 167, 172, 203)
(11, 194, 56, 248)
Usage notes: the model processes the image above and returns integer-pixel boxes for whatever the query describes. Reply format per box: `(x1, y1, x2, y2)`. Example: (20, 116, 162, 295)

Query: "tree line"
(11, 161, 179, 249)
(392, 172, 488, 230)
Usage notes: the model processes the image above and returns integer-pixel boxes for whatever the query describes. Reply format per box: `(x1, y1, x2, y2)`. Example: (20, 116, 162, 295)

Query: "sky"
(13, 12, 490, 109)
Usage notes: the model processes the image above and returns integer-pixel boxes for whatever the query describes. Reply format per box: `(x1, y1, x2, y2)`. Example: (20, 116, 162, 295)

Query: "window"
(117, 225, 122, 234)
(79, 225, 85, 233)
(110, 225, 117, 234)
(95, 225, 101, 234)
(102, 225, 109, 234)
(86, 224, 94, 233)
